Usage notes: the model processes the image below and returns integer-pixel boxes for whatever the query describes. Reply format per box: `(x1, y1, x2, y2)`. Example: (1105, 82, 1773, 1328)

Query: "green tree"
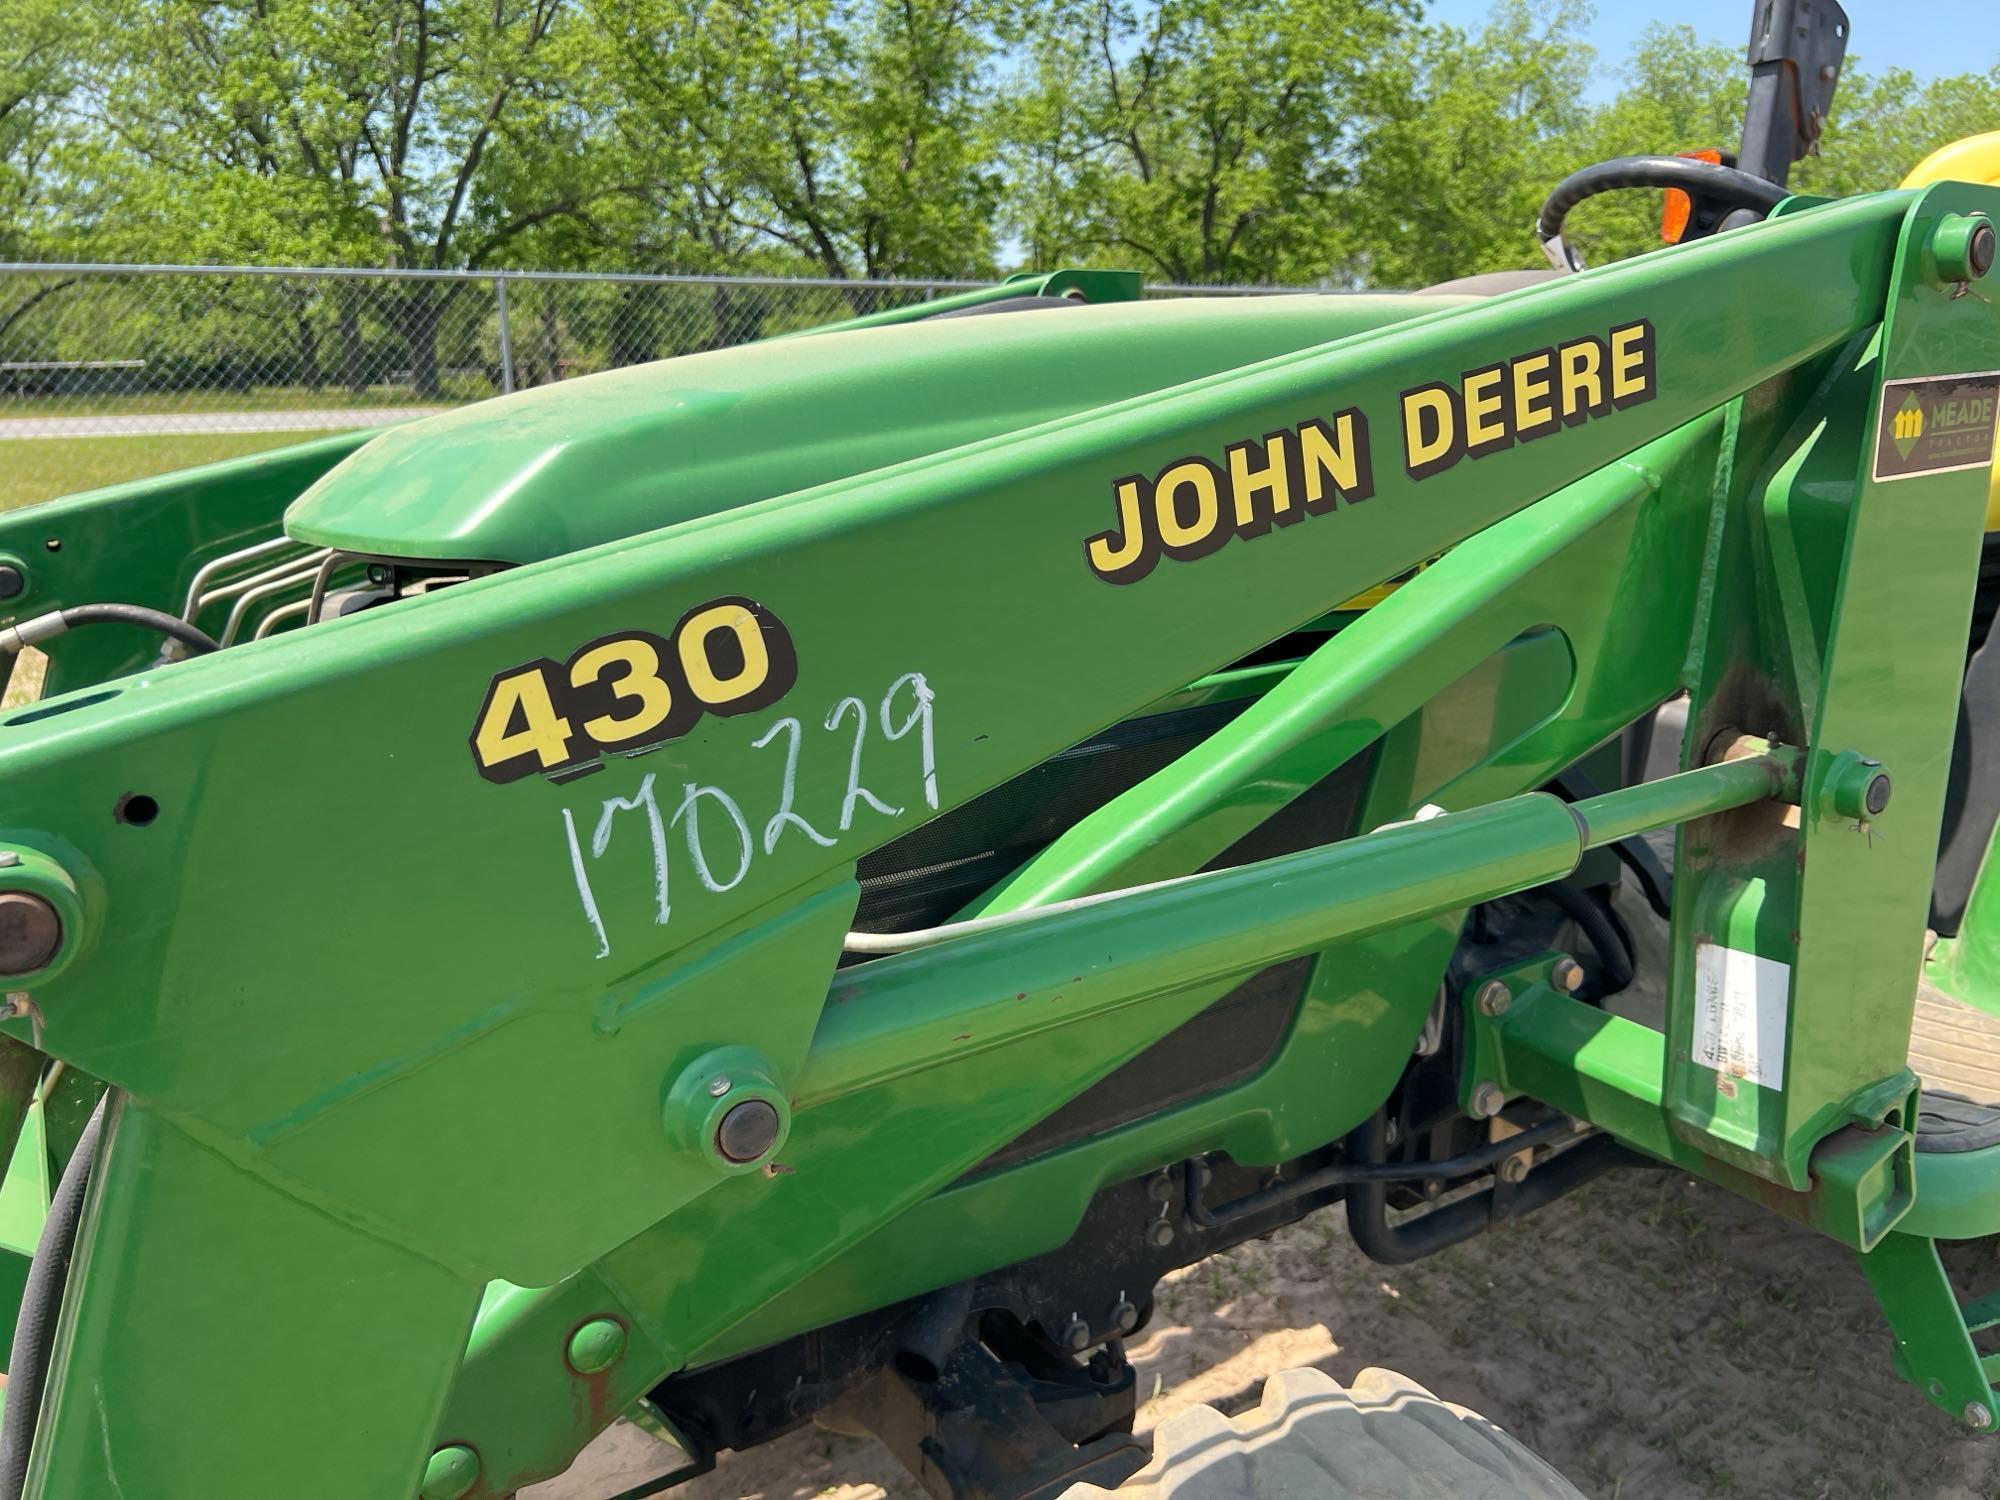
(0, 0, 82, 260)
(592, 0, 1008, 282)
(1795, 64, 2000, 198)
(1350, 0, 1594, 288)
(999, 0, 1422, 285)
(84, 0, 601, 391)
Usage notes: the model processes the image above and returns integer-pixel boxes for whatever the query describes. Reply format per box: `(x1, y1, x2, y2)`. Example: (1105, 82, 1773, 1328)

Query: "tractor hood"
(285, 293, 1455, 567)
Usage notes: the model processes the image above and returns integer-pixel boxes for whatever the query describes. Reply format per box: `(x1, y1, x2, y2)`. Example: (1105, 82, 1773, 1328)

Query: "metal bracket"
(825, 1334, 1147, 1500)
(1740, 0, 1850, 182)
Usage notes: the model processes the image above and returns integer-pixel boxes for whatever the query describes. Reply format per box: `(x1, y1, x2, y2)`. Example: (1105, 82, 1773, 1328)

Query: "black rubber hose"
(58, 605, 219, 657)
(1537, 155, 1791, 248)
(0, 1094, 108, 1500)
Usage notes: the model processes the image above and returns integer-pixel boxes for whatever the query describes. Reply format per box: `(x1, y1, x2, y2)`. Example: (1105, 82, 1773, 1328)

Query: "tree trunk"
(609, 283, 657, 367)
(294, 313, 322, 391)
(395, 286, 443, 399)
(339, 303, 367, 394)
(539, 299, 561, 385)
(707, 284, 765, 352)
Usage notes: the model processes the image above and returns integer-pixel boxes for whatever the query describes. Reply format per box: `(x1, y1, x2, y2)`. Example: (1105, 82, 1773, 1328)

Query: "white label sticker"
(1692, 942, 1791, 1091)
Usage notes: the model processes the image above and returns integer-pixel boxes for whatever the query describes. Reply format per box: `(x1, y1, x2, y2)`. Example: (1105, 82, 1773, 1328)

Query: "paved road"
(0, 407, 449, 439)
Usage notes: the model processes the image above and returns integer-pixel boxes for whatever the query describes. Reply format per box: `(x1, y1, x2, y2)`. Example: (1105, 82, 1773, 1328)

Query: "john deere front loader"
(0, 1, 1998, 1494)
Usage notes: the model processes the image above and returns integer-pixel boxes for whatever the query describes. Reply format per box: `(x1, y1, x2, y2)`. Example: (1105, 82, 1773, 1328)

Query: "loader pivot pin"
(1823, 751, 1893, 822)
(1932, 213, 1996, 285)
(418, 1444, 480, 1500)
(664, 1045, 792, 1174)
(566, 1317, 627, 1375)
(0, 892, 61, 977)
(717, 1099, 782, 1163)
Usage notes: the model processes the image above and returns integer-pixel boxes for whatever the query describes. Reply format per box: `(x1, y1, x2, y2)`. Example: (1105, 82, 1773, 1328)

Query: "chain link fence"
(0, 263, 1292, 509)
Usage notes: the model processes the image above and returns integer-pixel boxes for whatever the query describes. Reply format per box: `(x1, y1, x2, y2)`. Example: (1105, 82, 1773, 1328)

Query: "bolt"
(1476, 980, 1511, 1017)
(1109, 1298, 1140, 1335)
(567, 1317, 627, 1375)
(419, 1444, 481, 1500)
(707, 1075, 732, 1097)
(1966, 1401, 1994, 1431)
(1818, 63, 1838, 82)
(715, 1098, 781, 1163)
(1498, 1154, 1529, 1184)
(1468, 1081, 1506, 1119)
(0, 892, 61, 977)
(1148, 1219, 1175, 1248)
(1933, 214, 1996, 284)
(1146, 1172, 1175, 1203)
(1551, 957, 1585, 994)
(1058, 1316, 1092, 1352)
(0, 566, 24, 603)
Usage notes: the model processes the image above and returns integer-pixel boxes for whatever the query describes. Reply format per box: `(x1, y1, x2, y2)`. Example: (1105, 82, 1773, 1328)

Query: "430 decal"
(469, 597, 798, 784)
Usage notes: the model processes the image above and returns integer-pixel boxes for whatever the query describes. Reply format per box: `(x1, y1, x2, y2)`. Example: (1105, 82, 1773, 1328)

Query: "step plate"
(1910, 984, 2000, 1153)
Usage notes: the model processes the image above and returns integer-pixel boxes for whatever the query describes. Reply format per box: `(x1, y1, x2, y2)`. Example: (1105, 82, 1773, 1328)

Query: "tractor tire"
(1059, 1367, 1585, 1500)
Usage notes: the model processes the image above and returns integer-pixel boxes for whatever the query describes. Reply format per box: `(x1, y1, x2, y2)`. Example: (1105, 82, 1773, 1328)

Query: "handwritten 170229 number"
(560, 670, 938, 958)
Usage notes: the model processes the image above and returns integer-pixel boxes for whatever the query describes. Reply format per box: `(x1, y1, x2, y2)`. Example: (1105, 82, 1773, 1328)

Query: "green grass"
(0, 432, 326, 510)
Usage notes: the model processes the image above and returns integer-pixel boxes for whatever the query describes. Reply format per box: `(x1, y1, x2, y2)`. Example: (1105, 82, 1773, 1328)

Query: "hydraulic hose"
(1535, 155, 1791, 271)
(0, 1094, 108, 1500)
(0, 605, 220, 661)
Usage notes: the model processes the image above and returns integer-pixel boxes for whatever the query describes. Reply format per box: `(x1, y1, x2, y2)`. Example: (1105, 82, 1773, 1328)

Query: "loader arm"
(0, 182, 1993, 1496)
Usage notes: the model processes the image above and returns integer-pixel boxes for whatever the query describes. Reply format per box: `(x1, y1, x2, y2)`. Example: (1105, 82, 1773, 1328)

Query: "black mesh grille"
(851, 683, 1380, 1176)
(852, 697, 1260, 939)
(971, 956, 1315, 1175)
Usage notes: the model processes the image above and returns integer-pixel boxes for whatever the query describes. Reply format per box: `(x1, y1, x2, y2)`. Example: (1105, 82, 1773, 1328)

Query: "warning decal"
(1692, 942, 1791, 1092)
(1872, 371, 2000, 482)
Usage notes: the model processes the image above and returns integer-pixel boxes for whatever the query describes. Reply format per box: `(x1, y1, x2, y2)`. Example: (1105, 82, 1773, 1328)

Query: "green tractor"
(1, 1, 1999, 1494)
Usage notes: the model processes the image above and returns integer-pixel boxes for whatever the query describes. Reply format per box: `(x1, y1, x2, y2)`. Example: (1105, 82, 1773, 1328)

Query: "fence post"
(493, 273, 515, 394)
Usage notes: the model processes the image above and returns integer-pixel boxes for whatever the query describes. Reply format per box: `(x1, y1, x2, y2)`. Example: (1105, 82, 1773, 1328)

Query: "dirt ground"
(530, 707, 2000, 1500)
(531, 1176, 2000, 1500)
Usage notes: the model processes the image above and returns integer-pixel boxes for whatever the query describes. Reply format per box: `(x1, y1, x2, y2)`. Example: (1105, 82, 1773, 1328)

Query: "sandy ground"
(531, 1171, 2000, 1500)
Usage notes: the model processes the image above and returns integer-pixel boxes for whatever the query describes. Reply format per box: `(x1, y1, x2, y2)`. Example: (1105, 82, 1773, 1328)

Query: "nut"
(1468, 1082, 1506, 1119)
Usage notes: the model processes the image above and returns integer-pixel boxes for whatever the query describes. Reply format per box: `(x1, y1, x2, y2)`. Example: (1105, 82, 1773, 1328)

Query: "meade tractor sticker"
(469, 597, 798, 784)
(1872, 372, 2000, 483)
(1084, 320, 1656, 584)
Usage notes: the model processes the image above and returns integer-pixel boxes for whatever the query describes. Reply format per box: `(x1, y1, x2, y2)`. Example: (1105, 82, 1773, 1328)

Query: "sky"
(1424, 1, 1994, 103)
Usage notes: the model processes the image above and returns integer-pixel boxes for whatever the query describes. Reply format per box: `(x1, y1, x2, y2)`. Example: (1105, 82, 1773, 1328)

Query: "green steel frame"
(0, 182, 1992, 1495)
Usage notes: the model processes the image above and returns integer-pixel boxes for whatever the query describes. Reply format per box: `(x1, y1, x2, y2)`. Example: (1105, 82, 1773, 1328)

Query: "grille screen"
(850, 688, 1379, 1171)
